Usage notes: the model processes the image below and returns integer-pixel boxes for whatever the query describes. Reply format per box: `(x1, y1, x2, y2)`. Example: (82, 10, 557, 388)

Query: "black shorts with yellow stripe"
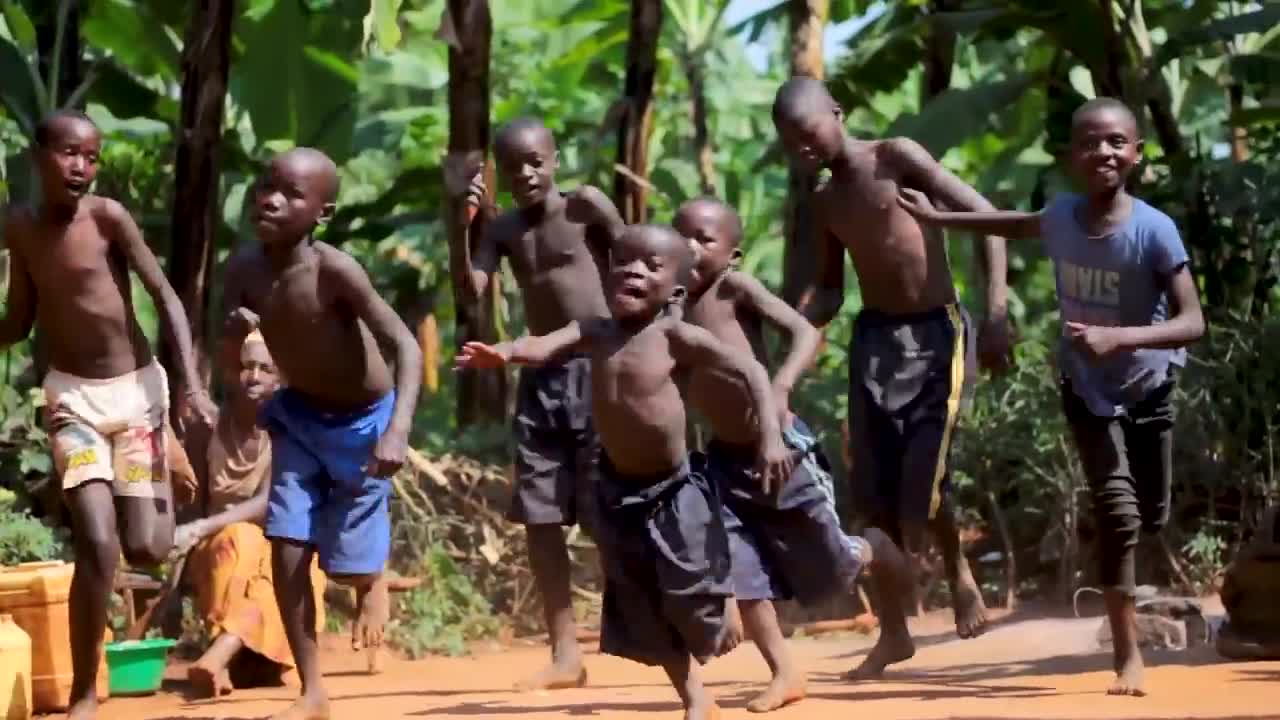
(847, 304, 974, 548)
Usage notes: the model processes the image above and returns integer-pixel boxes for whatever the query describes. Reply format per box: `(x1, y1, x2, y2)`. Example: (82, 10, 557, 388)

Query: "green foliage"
(0, 489, 66, 565)
(387, 546, 500, 658)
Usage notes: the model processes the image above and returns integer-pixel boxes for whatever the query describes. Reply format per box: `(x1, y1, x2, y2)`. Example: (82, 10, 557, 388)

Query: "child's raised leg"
(65, 482, 121, 720)
(664, 655, 719, 720)
(517, 525, 586, 690)
(847, 527, 915, 680)
(271, 539, 329, 720)
(739, 599, 805, 713)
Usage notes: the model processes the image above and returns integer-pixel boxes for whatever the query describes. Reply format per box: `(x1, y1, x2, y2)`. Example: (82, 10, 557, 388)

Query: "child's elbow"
(1187, 310, 1206, 342)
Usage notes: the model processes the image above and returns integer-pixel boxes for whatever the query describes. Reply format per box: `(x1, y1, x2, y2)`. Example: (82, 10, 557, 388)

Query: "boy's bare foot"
(746, 669, 806, 713)
(717, 598, 744, 655)
(1107, 650, 1147, 696)
(953, 562, 988, 639)
(188, 662, 233, 698)
(845, 630, 915, 680)
(269, 693, 331, 720)
(352, 576, 390, 652)
(514, 663, 588, 691)
(65, 696, 97, 720)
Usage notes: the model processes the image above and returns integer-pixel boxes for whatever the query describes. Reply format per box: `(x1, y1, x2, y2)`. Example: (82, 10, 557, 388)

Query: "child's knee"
(121, 531, 169, 567)
(77, 529, 121, 578)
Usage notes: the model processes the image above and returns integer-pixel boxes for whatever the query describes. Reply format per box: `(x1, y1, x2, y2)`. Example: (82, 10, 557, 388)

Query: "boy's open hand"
(565, 185, 610, 225)
(897, 187, 940, 221)
(368, 427, 408, 478)
(756, 434, 795, 496)
(978, 313, 1014, 375)
(454, 341, 511, 369)
(1065, 321, 1121, 359)
(225, 307, 260, 338)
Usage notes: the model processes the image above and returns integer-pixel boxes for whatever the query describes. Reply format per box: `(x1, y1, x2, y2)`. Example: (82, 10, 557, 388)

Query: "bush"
(387, 546, 500, 658)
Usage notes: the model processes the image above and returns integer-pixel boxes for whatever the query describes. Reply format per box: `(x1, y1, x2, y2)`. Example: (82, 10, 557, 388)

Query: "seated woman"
(174, 330, 326, 697)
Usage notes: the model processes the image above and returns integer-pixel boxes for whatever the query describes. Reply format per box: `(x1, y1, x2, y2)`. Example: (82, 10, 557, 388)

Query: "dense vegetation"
(1, 0, 1278, 648)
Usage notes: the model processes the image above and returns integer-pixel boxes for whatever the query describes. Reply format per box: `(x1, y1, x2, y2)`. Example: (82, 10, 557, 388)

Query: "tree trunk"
(444, 0, 506, 426)
(1228, 83, 1249, 162)
(780, 0, 827, 307)
(686, 55, 715, 196)
(614, 0, 662, 224)
(161, 0, 235, 422)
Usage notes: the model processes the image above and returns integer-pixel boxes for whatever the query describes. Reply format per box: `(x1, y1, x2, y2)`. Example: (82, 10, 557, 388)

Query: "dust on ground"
(103, 606, 1278, 720)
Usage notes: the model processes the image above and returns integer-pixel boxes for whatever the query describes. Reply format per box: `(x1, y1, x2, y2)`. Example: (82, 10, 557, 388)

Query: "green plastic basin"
(105, 638, 176, 697)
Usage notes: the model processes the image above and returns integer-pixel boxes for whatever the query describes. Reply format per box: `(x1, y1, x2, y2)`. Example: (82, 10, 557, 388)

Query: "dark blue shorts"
(262, 389, 395, 576)
(696, 417, 868, 606)
(595, 455, 734, 668)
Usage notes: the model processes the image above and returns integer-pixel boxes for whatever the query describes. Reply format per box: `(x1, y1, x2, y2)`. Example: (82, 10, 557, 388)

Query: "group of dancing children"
(0, 75, 1202, 720)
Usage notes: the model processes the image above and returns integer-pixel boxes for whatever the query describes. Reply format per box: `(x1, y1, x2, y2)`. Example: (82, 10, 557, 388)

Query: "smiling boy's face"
(1069, 105, 1141, 195)
(36, 116, 101, 205)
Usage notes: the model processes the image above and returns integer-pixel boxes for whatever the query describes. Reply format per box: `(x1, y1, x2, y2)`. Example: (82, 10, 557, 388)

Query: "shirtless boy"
(898, 98, 1205, 696)
(221, 148, 422, 720)
(771, 77, 1011, 678)
(673, 197, 912, 711)
(446, 118, 622, 690)
(457, 224, 791, 720)
(0, 110, 214, 720)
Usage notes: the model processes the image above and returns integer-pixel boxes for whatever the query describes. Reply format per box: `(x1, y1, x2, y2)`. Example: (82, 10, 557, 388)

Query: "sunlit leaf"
(0, 1, 36, 53)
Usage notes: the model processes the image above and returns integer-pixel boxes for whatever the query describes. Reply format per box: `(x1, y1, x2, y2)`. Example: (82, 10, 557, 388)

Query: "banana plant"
(663, 0, 730, 194)
(0, 0, 97, 201)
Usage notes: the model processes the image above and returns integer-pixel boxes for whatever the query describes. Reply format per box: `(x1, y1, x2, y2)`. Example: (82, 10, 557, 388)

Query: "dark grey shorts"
(696, 417, 867, 606)
(509, 356, 598, 534)
(595, 455, 734, 668)
(1062, 376, 1174, 594)
(848, 304, 974, 541)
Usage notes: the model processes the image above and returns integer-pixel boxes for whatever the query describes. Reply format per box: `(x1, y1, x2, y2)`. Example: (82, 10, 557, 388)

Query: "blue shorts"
(262, 389, 395, 576)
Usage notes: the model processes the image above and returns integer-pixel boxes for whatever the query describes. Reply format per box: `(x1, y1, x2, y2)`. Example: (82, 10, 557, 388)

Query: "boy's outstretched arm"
(889, 138, 1012, 373)
(668, 321, 791, 492)
(0, 214, 36, 348)
(726, 271, 820, 423)
(455, 321, 592, 369)
(327, 252, 424, 477)
(897, 188, 1042, 240)
(102, 200, 215, 424)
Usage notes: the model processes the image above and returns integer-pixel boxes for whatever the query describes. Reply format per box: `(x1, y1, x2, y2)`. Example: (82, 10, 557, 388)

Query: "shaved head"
(1072, 97, 1138, 136)
(275, 147, 340, 203)
(772, 76, 838, 123)
(35, 109, 98, 147)
(495, 117, 556, 156)
(676, 197, 743, 248)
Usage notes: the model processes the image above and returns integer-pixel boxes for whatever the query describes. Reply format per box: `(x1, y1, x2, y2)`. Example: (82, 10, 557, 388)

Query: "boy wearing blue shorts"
(221, 148, 423, 720)
(898, 97, 1205, 697)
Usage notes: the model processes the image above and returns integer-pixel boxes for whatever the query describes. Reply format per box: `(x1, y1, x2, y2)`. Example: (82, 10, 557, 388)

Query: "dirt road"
(105, 608, 1276, 720)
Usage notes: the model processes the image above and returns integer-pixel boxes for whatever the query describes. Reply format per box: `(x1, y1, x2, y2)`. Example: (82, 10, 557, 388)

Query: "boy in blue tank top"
(896, 97, 1205, 697)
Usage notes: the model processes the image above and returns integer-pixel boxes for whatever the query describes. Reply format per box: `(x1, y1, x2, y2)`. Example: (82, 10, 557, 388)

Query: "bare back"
(490, 200, 610, 334)
(7, 198, 152, 378)
(226, 243, 392, 410)
(818, 139, 957, 314)
(588, 319, 688, 476)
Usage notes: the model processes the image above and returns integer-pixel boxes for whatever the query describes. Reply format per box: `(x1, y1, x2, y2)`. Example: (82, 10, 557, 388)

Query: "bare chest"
(505, 216, 592, 282)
